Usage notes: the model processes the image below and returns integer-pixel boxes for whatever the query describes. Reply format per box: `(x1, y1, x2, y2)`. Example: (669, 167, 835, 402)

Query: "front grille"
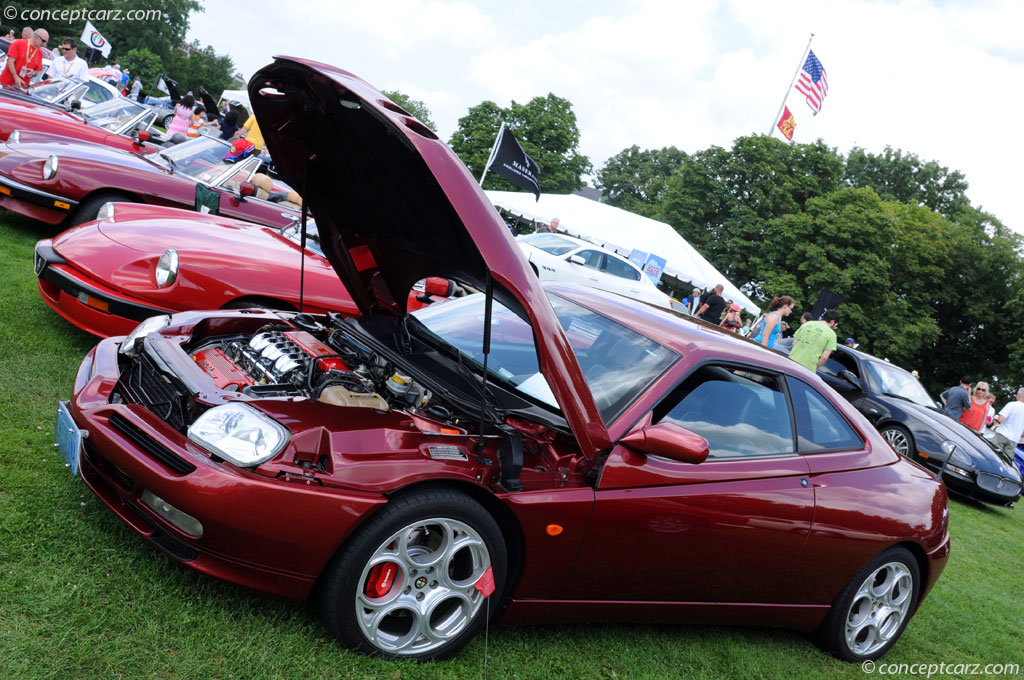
(108, 412, 195, 475)
(114, 352, 191, 432)
(977, 472, 1021, 497)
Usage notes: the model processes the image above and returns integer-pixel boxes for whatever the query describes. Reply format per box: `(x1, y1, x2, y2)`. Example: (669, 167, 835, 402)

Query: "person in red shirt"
(1, 28, 49, 89)
(959, 381, 990, 433)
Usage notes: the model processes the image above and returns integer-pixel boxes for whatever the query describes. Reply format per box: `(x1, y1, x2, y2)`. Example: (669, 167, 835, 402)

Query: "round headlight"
(8, 130, 21, 144)
(155, 249, 178, 288)
(940, 440, 974, 470)
(97, 202, 116, 221)
(119, 314, 172, 356)
(42, 154, 58, 180)
(187, 403, 290, 467)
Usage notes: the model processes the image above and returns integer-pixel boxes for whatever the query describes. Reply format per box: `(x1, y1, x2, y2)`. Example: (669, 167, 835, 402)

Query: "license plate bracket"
(55, 401, 84, 476)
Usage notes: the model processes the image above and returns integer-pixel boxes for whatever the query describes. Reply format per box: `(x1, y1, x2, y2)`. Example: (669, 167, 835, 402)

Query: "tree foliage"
(381, 90, 436, 130)
(596, 145, 687, 217)
(449, 94, 592, 193)
(118, 48, 161, 93)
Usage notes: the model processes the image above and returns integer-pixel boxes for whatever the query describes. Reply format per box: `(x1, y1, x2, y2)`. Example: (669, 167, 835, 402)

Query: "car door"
(602, 254, 662, 304)
(563, 363, 815, 604)
(563, 248, 606, 287)
(817, 350, 890, 426)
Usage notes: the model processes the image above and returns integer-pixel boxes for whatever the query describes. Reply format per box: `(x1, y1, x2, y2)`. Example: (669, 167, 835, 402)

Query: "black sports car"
(819, 346, 1021, 507)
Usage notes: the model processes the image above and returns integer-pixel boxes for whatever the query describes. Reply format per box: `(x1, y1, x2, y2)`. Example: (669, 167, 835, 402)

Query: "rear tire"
(814, 546, 920, 662)
(317, 489, 507, 661)
(161, 114, 174, 129)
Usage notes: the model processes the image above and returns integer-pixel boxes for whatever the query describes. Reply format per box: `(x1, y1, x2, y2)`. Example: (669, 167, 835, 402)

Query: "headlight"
(8, 130, 20, 144)
(940, 440, 975, 470)
(155, 249, 178, 288)
(42, 154, 58, 180)
(187, 403, 289, 467)
(119, 315, 172, 356)
(97, 202, 116, 220)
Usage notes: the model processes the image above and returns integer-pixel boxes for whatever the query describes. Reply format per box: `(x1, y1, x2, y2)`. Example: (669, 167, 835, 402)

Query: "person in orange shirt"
(959, 381, 990, 434)
(1, 28, 49, 89)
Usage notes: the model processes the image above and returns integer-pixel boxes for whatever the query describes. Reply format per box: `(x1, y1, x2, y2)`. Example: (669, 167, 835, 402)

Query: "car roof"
(519, 232, 642, 268)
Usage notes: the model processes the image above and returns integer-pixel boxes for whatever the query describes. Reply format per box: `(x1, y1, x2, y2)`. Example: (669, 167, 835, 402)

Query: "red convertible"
(34, 204, 457, 338)
(0, 135, 300, 227)
(58, 57, 949, 663)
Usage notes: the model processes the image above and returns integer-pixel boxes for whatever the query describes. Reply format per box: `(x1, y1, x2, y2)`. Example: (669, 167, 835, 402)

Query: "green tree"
(164, 41, 235, 99)
(658, 135, 845, 289)
(844, 146, 970, 220)
(449, 94, 592, 193)
(596, 145, 687, 217)
(381, 90, 436, 130)
(118, 48, 161, 94)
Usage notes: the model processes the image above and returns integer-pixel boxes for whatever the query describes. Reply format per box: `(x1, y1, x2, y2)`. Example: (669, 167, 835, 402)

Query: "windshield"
(519, 233, 578, 256)
(84, 98, 148, 131)
(863, 360, 935, 407)
(27, 78, 84, 102)
(281, 221, 322, 256)
(411, 292, 677, 423)
(157, 136, 243, 182)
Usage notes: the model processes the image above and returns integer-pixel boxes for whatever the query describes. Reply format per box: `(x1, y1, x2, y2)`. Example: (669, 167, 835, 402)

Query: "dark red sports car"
(0, 135, 299, 227)
(58, 57, 949, 663)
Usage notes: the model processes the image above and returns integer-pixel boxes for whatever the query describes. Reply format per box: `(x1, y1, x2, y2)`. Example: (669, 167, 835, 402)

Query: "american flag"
(795, 50, 828, 115)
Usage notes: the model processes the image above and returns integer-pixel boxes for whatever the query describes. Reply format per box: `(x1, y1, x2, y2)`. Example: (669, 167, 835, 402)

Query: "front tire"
(317, 489, 507, 661)
(879, 424, 913, 458)
(70, 193, 135, 226)
(815, 546, 920, 661)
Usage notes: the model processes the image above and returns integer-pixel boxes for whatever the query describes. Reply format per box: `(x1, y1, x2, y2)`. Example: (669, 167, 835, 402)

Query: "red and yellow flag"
(776, 106, 796, 141)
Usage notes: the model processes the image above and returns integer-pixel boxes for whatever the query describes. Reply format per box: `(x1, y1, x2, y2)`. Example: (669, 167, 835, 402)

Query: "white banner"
(80, 20, 112, 58)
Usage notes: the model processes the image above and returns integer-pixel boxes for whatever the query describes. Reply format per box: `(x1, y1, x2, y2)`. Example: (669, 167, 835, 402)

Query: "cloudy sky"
(189, 0, 1024, 234)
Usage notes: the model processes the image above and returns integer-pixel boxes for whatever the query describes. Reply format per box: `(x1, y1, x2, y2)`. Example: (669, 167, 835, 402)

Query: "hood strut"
(298, 156, 310, 313)
(476, 272, 494, 445)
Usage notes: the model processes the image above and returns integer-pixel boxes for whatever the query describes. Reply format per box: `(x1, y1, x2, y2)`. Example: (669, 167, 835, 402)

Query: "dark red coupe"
(58, 57, 949, 663)
(0, 135, 300, 227)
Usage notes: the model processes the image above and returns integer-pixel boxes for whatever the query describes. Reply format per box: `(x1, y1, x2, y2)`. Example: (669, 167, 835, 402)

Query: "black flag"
(809, 288, 843, 320)
(484, 126, 541, 200)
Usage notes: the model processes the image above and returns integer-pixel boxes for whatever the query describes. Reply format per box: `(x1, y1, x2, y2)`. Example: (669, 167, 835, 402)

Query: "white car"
(517, 232, 674, 308)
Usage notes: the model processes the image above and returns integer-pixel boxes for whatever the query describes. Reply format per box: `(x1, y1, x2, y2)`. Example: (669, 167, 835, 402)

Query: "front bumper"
(68, 337, 385, 599)
(35, 241, 173, 338)
(940, 464, 1021, 507)
(0, 170, 77, 223)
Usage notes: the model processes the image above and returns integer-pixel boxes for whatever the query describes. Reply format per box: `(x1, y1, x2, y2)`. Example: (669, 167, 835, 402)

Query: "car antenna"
(298, 155, 311, 314)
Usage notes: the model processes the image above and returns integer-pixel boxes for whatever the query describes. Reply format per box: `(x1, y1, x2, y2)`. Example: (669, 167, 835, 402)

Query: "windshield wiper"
(158, 152, 177, 174)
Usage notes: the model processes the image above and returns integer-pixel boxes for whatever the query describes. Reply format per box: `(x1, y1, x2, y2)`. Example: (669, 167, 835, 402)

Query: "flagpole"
(768, 33, 814, 137)
(478, 121, 505, 186)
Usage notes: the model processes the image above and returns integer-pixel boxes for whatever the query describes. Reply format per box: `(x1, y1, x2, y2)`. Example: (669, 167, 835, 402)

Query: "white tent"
(487, 191, 761, 316)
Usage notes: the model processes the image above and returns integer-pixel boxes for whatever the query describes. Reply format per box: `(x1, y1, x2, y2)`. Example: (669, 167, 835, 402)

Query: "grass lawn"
(0, 212, 1021, 679)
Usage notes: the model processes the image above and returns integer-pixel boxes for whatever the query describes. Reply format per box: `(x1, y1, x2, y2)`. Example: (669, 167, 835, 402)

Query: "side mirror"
(133, 129, 151, 146)
(839, 370, 862, 389)
(568, 254, 585, 266)
(423, 277, 456, 297)
(620, 422, 709, 464)
(238, 181, 256, 198)
(70, 100, 81, 111)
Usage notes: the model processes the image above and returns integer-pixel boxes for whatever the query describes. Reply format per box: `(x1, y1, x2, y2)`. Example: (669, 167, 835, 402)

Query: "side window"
(653, 365, 795, 459)
(84, 81, 114, 104)
(821, 351, 857, 378)
(574, 250, 604, 271)
(604, 256, 641, 281)
(787, 377, 864, 452)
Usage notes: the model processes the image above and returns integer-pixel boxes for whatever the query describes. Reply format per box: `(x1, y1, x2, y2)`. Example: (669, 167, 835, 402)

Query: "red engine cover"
(193, 348, 254, 389)
(284, 330, 348, 372)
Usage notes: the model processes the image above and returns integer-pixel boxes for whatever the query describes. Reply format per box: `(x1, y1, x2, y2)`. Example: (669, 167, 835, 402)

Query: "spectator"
(536, 217, 559, 234)
(1, 28, 48, 89)
(959, 381, 990, 433)
(992, 388, 1024, 463)
(695, 284, 726, 325)
(681, 288, 701, 315)
(751, 295, 795, 349)
(788, 310, 839, 372)
(21, 27, 32, 39)
(187, 105, 215, 138)
(45, 38, 88, 83)
(165, 93, 194, 139)
(217, 110, 239, 140)
(130, 76, 143, 102)
(911, 370, 920, 379)
(939, 376, 972, 421)
(4, 30, 14, 41)
(844, 337, 856, 348)
(720, 303, 743, 332)
(236, 113, 265, 151)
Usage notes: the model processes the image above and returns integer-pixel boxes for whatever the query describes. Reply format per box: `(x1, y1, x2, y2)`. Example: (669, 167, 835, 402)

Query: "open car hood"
(250, 56, 611, 458)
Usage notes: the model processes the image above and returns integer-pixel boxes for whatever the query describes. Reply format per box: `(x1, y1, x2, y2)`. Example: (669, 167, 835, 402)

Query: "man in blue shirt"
(940, 376, 972, 420)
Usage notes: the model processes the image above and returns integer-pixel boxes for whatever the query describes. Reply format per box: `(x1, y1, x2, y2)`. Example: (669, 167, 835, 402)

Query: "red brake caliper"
(365, 563, 397, 598)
